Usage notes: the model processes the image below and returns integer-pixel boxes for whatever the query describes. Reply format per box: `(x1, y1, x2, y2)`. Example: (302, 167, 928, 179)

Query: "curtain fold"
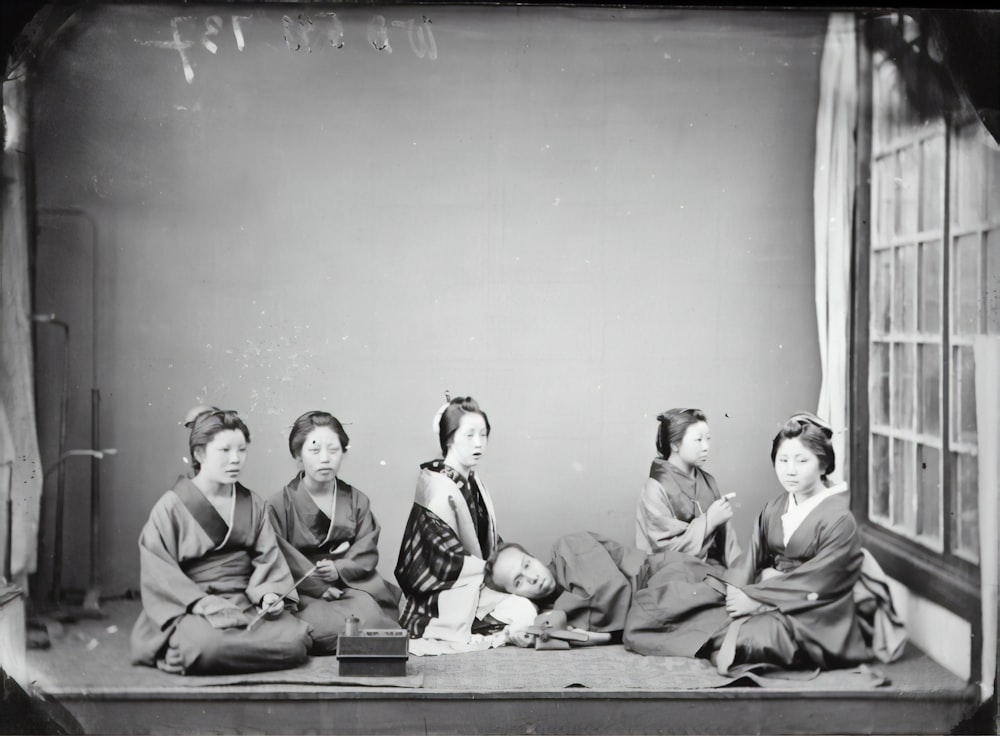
(813, 13, 857, 480)
(2, 62, 44, 582)
(973, 336, 999, 701)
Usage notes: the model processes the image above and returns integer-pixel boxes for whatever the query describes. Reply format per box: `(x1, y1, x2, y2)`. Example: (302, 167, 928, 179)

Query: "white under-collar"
(781, 481, 848, 545)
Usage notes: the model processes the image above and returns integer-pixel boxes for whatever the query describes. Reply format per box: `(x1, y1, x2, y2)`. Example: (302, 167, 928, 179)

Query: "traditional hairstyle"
(437, 396, 491, 456)
(288, 411, 350, 458)
(482, 541, 532, 593)
(770, 413, 836, 477)
(186, 407, 251, 473)
(655, 408, 708, 459)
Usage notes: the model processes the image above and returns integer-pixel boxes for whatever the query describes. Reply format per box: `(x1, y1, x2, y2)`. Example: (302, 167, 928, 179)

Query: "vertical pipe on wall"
(36, 208, 102, 615)
(30, 314, 69, 606)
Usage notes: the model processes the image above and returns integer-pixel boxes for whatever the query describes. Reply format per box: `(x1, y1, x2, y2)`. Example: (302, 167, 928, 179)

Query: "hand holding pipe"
(246, 565, 318, 631)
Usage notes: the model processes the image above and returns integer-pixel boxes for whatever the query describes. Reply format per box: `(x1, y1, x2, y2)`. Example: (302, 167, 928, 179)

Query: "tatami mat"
(26, 598, 966, 696)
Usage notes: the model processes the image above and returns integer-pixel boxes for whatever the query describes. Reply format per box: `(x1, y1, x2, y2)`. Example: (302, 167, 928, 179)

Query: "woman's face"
(673, 421, 711, 469)
(195, 429, 248, 485)
(773, 437, 823, 497)
(445, 412, 488, 475)
(298, 426, 345, 484)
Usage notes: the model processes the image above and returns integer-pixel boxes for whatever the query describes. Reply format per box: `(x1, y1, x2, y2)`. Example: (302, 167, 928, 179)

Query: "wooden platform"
(21, 599, 981, 735)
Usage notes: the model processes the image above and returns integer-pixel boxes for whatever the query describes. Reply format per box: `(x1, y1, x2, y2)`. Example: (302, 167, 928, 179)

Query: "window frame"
(850, 13, 982, 642)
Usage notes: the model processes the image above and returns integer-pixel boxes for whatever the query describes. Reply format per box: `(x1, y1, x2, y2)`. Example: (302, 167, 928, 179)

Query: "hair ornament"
(431, 390, 452, 436)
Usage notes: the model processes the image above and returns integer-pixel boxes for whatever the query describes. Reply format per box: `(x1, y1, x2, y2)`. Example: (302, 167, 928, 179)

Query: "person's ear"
(193, 446, 206, 466)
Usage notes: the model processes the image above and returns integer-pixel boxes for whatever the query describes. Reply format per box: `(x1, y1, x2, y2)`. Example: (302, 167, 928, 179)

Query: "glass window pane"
(920, 135, 945, 231)
(953, 452, 980, 562)
(897, 146, 920, 237)
(893, 342, 915, 430)
(918, 343, 941, 435)
(872, 249, 892, 336)
(870, 343, 890, 426)
(987, 228, 1000, 334)
(919, 239, 942, 333)
(872, 54, 895, 149)
(870, 434, 890, 520)
(873, 158, 894, 246)
(917, 444, 941, 542)
(953, 122, 986, 226)
(951, 345, 978, 445)
(989, 140, 1000, 227)
(892, 439, 916, 532)
(953, 234, 981, 336)
(894, 244, 917, 332)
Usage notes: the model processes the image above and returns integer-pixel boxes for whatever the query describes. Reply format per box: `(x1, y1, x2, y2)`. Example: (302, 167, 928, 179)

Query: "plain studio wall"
(29, 5, 827, 595)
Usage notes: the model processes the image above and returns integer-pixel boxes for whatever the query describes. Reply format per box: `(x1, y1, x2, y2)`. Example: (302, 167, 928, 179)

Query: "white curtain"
(974, 336, 999, 701)
(813, 13, 857, 480)
(2, 62, 44, 582)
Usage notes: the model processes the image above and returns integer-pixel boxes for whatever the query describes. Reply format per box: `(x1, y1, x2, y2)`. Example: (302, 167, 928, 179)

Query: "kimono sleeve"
(738, 512, 861, 614)
(266, 501, 329, 599)
(334, 490, 381, 584)
(636, 478, 712, 555)
(246, 503, 298, 605)
(136, 499, 209, 629)
(723, 508, 775, 588)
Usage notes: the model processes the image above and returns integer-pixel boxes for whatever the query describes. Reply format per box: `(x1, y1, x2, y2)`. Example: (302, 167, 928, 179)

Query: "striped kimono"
(395, 460, 528, 642)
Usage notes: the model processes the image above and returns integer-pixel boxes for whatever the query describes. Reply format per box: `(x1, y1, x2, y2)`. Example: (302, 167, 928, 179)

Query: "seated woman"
(267, 411, 401, 654)
(635, 408, 740, 566)
(629, 413, 903, 673)
(130, 408, 311, 675)
(395, 396, 534, 645)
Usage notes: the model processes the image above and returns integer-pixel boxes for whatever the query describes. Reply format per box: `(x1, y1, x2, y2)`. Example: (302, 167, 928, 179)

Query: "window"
(854, 12, 999, 619)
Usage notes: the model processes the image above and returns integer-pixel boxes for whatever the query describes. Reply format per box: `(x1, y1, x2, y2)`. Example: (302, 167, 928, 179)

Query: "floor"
(18, 598, 982, 735)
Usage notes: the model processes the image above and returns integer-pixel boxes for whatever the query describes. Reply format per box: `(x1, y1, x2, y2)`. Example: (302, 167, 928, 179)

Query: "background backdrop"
(30, 4, 827, 594)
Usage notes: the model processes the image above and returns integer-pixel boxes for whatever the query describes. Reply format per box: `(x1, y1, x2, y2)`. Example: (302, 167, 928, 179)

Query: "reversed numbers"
(367, 15, 391, 53)
(283, 12, 345, 52)
(369, 15, 437, 58)
(160, 15, 252, 84)
(391, 17, 437, 60)
(201, 16, 223, 55)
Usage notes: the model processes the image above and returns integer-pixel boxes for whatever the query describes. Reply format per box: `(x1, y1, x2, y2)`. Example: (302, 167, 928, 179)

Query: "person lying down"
(483, 531, 647, 647)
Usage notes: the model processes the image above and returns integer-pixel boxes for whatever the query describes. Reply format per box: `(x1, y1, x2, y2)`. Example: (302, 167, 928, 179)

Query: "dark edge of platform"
(40, 686, 984, 736)
(40, 684, 982, 701)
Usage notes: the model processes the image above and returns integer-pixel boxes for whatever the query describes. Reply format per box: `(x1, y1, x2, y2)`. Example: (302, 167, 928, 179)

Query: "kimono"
(543, 532, 647, 634)
(266, 474, 401, 654)
(130, 478, 311, 675)
(635, 458, 741, 566)
(626, 483, 905, 673)
(705, 485, 872, 672)
(395, 460, 532, 643)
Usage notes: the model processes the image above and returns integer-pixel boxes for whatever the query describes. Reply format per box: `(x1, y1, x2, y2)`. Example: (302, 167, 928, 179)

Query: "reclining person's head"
(483, 542, 557, 600)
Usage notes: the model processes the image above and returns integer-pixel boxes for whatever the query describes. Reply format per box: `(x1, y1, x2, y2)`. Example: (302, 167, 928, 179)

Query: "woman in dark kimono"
(635, 408, 740, 566)
(703, 413, 870, 672)
(267, 411, 400, 654)
(626, 413, 904, 672)
(130, 408, 311, 675)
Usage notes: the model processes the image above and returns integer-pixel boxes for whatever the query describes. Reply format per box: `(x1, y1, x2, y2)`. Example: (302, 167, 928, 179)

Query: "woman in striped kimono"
(395, 396, 533, 645)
